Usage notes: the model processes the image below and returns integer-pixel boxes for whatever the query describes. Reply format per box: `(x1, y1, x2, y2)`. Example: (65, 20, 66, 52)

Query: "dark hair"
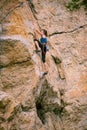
(42, 29, 48, 37)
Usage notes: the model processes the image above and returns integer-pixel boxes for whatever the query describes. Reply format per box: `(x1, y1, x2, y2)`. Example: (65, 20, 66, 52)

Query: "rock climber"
(34, 28, 49, 76)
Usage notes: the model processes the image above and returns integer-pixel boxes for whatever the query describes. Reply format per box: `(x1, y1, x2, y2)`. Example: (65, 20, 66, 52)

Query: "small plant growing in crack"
(66, 0, 87, 12)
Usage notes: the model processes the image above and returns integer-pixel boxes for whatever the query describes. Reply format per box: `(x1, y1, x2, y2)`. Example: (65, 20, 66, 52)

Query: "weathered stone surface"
(0, 0, 87, 130)
(0, 39, 31, 67)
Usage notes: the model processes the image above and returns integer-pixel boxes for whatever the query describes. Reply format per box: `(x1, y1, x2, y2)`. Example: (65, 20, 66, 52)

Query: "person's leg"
(42, 49, 48, 75)
(34, 39, 41, 51)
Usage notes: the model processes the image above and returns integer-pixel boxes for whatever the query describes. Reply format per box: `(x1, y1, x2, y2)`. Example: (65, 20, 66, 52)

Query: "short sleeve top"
(40, 37, 47, 43)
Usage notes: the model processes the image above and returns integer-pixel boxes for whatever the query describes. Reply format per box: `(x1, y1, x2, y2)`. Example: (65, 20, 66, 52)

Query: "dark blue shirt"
(40, 37, 47, 43)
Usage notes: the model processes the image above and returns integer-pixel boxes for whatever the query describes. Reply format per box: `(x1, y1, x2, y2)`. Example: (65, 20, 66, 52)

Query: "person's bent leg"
(34, 39, 41, 52)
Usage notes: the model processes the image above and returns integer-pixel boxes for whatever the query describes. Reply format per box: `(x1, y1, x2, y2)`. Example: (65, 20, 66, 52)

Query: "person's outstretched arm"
(33, 22, 43, 36)
(35, 29, 42, 36)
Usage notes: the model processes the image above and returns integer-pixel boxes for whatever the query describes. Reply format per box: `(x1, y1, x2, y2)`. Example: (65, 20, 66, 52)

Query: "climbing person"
(28, 5, 49, 76)
(34, 28, 49, 76)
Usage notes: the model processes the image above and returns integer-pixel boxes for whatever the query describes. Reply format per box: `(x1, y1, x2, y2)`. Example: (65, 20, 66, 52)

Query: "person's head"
(42, 29, 48, 36)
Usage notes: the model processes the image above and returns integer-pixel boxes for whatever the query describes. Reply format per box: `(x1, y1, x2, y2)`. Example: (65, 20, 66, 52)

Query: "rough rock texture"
(0, 0, 87, 130)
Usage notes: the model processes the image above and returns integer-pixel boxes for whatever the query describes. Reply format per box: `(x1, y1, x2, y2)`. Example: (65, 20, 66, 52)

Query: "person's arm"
(33, 22, 43, 36)
(35, 28, 43, 36)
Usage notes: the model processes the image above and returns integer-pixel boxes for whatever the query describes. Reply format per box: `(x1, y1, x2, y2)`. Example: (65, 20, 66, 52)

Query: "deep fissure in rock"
(0, 2, 23, 23)
(36, 98, 46, 124)
(27, 0, 37, 20)
(35, 79, 66, 124)
(49, 24, 87, 37)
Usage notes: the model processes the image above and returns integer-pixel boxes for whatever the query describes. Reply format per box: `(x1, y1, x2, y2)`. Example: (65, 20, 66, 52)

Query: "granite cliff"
(0, 0, 87, 130)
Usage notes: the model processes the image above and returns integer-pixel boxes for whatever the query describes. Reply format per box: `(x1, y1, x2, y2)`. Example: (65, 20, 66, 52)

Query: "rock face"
(0, 0, 87, 130)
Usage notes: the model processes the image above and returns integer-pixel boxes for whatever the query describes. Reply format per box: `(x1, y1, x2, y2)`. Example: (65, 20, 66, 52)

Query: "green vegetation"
(67, 0, 87, 11)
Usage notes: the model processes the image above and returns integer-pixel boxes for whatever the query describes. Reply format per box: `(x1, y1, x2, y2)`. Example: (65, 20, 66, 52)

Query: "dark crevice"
(27, 0, 41, 30)
(7, 104, 21, 122)
(0, 2, 24, 24)
(51, 55, 62, 64)
(36, 93, 65, 124)
(35, 79, 66, 124)
(27, 0, 37, 20)
(51, 55, 65, 80)
(36, 99, 45, 124)
(21, 104, 31, 112)
(49, 24, 87, 37)
(0, 59, 32, 70)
